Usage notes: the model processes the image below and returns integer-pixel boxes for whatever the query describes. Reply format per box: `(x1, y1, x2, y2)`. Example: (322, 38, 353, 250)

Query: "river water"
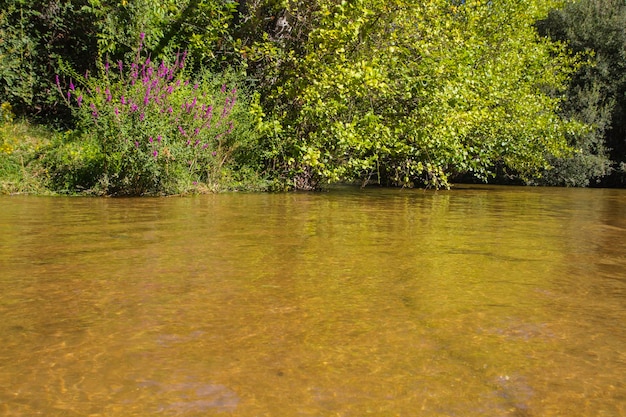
(0, 185, 624, 416)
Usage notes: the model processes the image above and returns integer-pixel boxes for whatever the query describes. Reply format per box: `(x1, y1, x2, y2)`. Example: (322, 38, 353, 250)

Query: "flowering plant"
(56, 34, 241, 195)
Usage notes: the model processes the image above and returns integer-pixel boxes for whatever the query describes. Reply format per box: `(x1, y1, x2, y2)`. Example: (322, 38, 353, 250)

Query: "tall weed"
(54, 36, 257, 195)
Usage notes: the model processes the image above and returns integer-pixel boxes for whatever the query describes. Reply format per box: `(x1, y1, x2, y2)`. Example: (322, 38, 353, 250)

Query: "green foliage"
(0, 118, 52, 194)
(41, 130, 104, 193)
(49, 40, 261, 195)
(3, 0, 619, 193)
(0, 1, 98, 122)
(255, 0, 584, 189)
(0, 0, 241, 125)
(1, 102, 15, 124)
(537, 0, 626, 186)
(83, 0, 240, 71)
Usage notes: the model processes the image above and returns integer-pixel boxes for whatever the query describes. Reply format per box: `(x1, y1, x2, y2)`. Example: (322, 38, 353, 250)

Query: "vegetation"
(537, 0, 626, 186)
(1, 0, 625, 195)
(0, 103, 51, 194)
(49, 37, 261, 195)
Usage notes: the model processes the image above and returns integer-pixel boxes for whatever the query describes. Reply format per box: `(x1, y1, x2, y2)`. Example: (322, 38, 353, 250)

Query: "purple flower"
(140, 32, 145, 41)
(149, 136, 153, 143)
(55, 74, 60, 87)
(135, 141, 139, 148)
(130, 103, 138, 112)
(114, 107, 119, 116)
(105, 61, 110, 73)
(178, 126, 186, 136)
(140, 113, 145, 121)
(118, 60, 123, 73)
(221, 84, 226, 93)
(76, 95, 83, 106)
(121, 96, 127, 105)
(158, 62, 167, 77)
(157, 135, 162, 143)
(152, 150, 158, 158)
(212, 151, 217, 157)
(202, 143, 209, 149)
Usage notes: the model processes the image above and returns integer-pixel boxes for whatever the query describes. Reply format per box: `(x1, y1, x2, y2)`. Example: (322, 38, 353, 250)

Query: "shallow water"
(0, 185, 625, 416)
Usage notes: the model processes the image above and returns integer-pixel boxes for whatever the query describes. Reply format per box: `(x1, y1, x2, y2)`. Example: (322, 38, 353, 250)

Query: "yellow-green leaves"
(260, 0, 585, 188)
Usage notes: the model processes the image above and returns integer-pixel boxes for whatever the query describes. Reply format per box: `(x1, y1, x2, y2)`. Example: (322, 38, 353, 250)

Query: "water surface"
(1, 185, 625, 416)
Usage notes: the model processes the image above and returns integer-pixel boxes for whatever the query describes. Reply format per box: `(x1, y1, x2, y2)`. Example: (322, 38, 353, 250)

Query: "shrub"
(53, 35, 259, 195)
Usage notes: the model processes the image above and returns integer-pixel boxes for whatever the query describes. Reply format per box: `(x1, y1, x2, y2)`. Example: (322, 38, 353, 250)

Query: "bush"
(52, 36, 262, 195)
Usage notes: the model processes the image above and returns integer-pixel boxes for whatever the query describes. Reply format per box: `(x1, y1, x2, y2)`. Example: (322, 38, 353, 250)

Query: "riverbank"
(3, 117, 625, 196)
(0, 119, 271, 196)
(0, 119, 52, 195)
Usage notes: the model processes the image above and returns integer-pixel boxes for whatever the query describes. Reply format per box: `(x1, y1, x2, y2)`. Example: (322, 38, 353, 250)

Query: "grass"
(0, 119, 54, 195)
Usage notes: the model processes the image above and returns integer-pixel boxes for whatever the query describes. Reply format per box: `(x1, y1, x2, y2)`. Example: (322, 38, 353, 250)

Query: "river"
(0, 185, 625, 416)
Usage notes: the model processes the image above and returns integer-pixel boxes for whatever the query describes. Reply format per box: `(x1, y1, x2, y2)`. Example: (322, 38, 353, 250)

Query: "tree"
(537, 0, 626, 186)
(255, 0, 585, 189)
(84, 0, 240, 69)
(0, 0, 98, 122)
(0, 0, 241, 124)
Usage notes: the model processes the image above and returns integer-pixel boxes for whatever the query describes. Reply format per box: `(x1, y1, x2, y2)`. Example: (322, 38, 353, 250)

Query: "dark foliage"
(537, 0, 626, 186)
(0, 1, 99, 125)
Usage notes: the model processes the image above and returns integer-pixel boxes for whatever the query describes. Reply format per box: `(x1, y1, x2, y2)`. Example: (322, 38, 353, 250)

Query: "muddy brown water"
(1, 185, 625, 416)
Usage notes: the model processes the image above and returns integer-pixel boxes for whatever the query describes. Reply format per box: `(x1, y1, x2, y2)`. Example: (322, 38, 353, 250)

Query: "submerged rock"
(138, 378, 239, 414)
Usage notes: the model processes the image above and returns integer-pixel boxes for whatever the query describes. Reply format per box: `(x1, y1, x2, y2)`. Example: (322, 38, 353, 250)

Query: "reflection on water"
(0, 185, 625, 416)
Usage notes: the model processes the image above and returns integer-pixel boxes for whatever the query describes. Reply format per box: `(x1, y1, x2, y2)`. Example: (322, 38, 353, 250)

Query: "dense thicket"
(1, 0, 625, 193)
(244, 0, 583, 189)
(537, 0, 626, 186)
(0, 1, 98, 123)
(0, 0, 240, 122)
